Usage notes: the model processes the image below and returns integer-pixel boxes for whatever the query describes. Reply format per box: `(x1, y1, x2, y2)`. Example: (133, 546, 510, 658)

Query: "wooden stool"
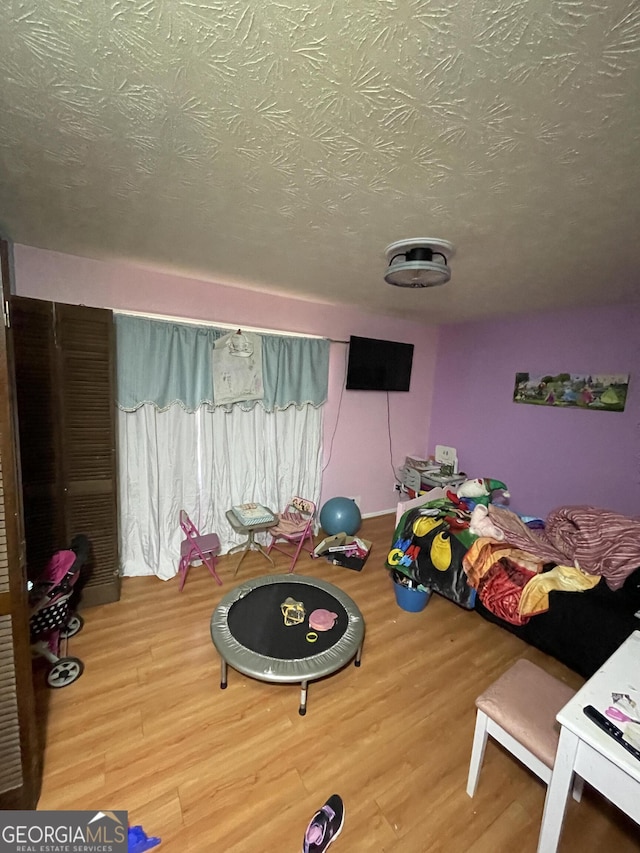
(467, 658, 583, 800)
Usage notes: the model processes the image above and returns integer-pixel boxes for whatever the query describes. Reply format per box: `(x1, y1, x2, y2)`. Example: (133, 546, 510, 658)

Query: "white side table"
(537, 630, 640, 852)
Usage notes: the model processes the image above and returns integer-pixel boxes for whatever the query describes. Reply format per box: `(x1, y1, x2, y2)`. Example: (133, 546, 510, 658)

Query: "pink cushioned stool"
(467, 658, 583, 801)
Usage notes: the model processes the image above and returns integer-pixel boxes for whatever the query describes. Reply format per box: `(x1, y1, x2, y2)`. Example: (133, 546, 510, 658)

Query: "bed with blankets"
(388, 490, 640, 678)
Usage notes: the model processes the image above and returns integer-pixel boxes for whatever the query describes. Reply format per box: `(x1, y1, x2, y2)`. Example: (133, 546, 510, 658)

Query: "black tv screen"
(346, 335, 414, 391)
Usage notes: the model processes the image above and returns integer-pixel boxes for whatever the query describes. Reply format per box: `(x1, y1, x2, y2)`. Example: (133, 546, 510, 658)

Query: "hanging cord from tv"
(386, 391, 396, 480)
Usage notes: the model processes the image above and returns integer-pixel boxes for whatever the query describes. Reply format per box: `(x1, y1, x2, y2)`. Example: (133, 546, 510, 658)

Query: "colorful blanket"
(386, 499, 477, 609)
(388, 501, 620, 623)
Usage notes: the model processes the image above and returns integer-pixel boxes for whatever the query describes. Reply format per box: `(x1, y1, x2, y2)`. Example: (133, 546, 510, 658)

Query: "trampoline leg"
(299, 680, 308, 716)
(354, 643, 363, 667)
(220, 658, 227, 689)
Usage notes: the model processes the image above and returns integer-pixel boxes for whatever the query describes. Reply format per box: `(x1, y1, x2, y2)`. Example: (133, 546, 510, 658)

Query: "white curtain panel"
(118, 403, 323, 579)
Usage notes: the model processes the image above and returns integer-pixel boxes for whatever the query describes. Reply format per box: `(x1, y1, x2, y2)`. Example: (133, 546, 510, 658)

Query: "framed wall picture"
(513, 373, 629, 412)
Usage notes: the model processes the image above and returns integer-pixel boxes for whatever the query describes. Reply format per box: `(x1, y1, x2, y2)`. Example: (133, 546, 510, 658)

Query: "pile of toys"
(312, 533, 372, 571)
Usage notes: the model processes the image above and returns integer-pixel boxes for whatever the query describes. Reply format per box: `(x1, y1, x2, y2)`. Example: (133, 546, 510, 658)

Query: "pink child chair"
(178, 510, 222, 591)
(266, 497, 316, 573)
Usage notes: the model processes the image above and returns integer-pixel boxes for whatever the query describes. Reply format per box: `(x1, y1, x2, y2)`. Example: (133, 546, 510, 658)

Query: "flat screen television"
(346, 335, 414, 391)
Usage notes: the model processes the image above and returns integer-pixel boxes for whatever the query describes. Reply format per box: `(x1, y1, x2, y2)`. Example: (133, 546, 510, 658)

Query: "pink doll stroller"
(29, 534, 90, 688)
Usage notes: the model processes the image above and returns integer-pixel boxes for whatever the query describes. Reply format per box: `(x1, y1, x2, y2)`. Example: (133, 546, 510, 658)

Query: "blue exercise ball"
(320, 497, 362, 536)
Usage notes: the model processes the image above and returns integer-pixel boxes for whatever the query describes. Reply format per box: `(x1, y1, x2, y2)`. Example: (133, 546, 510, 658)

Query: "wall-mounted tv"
(346, 335, 414, 391)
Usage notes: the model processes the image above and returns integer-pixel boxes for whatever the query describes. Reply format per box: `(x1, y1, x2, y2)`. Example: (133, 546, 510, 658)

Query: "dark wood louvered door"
(10, 297, 120, 607)
(56, 304, 120, 605)
(0, 240, 40, 809)
(10, 298, 63, 582)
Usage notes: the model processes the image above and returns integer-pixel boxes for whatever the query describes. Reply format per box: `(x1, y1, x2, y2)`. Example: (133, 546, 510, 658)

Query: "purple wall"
(428, 304, 640, 518)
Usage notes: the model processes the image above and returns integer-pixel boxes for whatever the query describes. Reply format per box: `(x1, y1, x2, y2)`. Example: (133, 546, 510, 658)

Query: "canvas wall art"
(513, 373, 629, 412)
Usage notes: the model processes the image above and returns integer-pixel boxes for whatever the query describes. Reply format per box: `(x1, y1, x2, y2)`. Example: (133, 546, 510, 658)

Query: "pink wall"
(428, 303, 640, 518)
(13, 244, 439, 515)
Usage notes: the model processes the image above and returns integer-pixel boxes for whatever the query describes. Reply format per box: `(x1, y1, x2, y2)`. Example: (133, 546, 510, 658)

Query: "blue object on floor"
(393, 580, 431, 613)
(319, 497, 361, 536)
(128, 826, 161, 852)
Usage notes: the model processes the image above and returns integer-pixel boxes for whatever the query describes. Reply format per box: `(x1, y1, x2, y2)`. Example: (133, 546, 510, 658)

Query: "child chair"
(266, 497, 316, 573)
(178, 510, 222, 591)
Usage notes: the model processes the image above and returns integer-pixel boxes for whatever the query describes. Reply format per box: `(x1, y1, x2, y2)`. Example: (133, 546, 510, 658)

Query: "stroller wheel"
(60, 614, 84, 638)
(47, 656, 84, 688)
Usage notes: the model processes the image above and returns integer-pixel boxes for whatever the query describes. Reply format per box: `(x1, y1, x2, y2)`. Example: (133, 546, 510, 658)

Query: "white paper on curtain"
(212, 331, 263, 405)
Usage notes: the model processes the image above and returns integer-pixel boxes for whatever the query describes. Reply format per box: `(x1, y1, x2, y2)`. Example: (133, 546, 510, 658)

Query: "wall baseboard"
(362, 508, 396, 519)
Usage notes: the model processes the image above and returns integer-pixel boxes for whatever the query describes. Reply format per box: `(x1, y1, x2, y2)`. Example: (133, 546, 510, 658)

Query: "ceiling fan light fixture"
(384, 238, 455, 288)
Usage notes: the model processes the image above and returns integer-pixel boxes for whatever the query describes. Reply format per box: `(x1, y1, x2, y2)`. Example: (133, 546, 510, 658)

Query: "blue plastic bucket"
(393, 579, 431, 612)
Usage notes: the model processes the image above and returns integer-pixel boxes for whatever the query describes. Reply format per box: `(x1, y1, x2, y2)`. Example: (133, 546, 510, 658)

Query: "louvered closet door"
(11, 297, 63, 581)
(11, 296, 120, 607)
(0, 240, 40, 809)
(0, 433, 39, 808)
(56, 304, 120, 606)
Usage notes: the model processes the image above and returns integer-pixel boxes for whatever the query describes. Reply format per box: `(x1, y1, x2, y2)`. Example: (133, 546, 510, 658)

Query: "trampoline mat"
(227, 582, 348, 659)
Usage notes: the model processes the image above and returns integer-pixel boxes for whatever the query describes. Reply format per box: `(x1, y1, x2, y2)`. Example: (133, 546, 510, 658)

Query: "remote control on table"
(583, 704, 640, 763)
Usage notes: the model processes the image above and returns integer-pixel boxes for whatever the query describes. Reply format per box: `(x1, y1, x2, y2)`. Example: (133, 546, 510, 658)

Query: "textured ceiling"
(1, 0, 639, 323)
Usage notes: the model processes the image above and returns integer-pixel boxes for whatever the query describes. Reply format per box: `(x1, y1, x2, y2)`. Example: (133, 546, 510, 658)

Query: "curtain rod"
(114, 308, 325, 340)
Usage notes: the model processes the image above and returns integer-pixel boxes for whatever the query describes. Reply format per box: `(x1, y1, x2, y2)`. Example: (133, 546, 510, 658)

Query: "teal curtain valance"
(115, 315, 329, 412)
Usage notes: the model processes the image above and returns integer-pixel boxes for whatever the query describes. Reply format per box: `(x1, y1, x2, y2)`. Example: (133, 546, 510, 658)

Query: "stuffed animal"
(469, 504, 505, 539)
(456, 478, 510, 507)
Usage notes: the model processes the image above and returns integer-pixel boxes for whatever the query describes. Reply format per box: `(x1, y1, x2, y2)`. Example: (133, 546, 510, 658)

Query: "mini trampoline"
(210, 574, 365, 715)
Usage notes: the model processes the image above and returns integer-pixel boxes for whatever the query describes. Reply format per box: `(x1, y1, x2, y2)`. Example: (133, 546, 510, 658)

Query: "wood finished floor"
(35, 514, 640, 852)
